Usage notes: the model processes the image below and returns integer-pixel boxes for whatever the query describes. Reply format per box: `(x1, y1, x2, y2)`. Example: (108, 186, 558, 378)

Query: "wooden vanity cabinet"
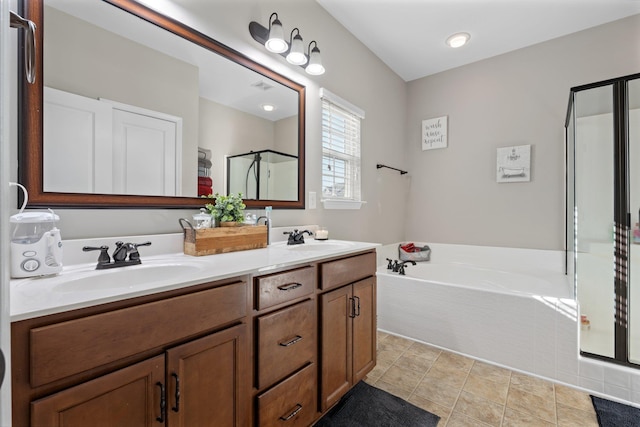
(253, 265, 319, 427)
(319, 252, 377, 411)
(12, 278, 249, 427)
(13, 249, 378, 427)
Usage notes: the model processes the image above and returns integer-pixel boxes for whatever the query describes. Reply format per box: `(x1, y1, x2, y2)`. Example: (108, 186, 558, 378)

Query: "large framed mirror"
(18, 0, 305, 209)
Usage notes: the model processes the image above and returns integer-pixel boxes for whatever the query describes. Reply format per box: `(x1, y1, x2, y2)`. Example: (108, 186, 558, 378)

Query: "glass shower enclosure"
(566, 73, 640, 366)
(226, 149, 298, 201)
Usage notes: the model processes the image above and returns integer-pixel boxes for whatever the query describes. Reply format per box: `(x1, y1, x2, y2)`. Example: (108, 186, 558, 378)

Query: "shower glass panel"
(574, 84, 615, 358)
(629, 78, 640, 364)
(226, 149, 298, 201)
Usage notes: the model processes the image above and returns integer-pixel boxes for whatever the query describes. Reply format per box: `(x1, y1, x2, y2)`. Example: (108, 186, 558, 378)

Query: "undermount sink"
(51, 262, 206, 293)
(284, 240, 355, 252)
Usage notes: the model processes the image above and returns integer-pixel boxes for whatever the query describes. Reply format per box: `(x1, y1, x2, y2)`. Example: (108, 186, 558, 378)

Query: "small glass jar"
(315, 228, 329, 240)
(192, 208, 212, 229)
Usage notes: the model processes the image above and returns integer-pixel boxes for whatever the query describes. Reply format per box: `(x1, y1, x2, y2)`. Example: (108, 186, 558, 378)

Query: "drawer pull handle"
(171, 373, 180, 413)
(354, 295, 361, 317)
(278, 282, 302, 291)
(280, 403, 303, 421)
(279, 335, 303, 347)
(156, 382, 166, 423)
(349, 297, 356, 318)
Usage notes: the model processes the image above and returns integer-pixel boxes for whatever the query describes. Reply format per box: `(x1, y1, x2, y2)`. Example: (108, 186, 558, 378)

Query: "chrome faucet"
(256, 216, 270, 245)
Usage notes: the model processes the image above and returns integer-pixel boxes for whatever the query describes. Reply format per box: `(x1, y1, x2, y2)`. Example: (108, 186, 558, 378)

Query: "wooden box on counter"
(184, 224, 268, 256)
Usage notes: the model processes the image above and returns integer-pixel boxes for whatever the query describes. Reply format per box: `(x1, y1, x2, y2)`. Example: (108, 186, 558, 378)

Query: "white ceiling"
(316, 0, 640, 82)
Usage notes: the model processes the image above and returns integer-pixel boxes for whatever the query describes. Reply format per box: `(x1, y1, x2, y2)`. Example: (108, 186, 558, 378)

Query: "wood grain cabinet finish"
(320, 276, 376, 411)
(30, 281, 246, 387)
(166, 324, 247, 427)
(257, 363, 317, 427)
(31, 326, 248, 427)
(31, 355, 165, 427)
(319, 252, 376, 291)
(257, 299, 316, 389)
(14, 250, 377, 427)
(12, 279, 249, 427)
(255, 265, 316, 310)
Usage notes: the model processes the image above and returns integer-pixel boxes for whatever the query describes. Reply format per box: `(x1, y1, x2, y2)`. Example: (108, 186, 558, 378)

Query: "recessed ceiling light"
(446, 32, 471, 48)
(262, 104, 276, 112)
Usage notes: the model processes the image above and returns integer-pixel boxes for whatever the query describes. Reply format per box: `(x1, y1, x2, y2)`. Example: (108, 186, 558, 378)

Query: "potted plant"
(205, 192, 246, 226)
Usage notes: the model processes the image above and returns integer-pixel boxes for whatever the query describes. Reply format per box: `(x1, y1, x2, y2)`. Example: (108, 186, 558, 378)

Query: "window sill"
(321, 199, 366, 210)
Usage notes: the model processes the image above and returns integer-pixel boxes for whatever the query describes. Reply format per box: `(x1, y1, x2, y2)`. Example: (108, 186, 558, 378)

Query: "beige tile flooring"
(365, 331, 600, 427)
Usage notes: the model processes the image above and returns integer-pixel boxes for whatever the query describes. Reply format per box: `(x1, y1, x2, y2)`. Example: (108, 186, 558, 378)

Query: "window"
(320, 89, 365, 209)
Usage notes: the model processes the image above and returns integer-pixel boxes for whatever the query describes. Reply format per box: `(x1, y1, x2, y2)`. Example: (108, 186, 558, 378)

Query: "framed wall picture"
(497, 144, 531, 183)
(422, 116, 448, 150)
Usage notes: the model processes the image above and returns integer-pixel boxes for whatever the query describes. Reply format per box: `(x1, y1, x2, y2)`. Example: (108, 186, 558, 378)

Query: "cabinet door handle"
(349, 297, 356, 318)
(354, 295, 361, 317)
(156, 382, 166, 423)
(279, 403, 303, 421)
(277, 282, 302, 291)
(279, 335, 303, 347)
(171, 373, 180, 413)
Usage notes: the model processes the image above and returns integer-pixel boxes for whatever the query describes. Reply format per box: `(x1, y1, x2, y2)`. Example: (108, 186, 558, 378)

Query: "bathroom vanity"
(10, 239, 377, 426)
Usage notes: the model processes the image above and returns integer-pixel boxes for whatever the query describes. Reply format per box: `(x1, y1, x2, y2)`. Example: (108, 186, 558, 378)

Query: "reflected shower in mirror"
(19, 0, 305, 209)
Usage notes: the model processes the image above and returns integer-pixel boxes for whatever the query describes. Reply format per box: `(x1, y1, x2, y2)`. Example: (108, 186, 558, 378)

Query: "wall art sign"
(421, 116, 448, 151)
(497, 144, 531, 183)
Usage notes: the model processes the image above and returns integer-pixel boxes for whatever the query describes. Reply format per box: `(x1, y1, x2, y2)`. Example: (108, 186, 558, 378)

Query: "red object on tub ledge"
(400, 243, 421, 253)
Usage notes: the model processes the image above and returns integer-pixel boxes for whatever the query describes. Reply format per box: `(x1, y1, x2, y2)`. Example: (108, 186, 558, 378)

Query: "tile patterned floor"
(365, 331, 599, 427)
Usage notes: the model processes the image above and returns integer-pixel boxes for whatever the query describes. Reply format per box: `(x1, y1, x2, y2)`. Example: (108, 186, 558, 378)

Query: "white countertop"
(10, 238, 379, 322)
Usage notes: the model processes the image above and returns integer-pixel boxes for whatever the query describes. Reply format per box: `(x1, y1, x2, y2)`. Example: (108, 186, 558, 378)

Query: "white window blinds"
(321, 89, 363, 203)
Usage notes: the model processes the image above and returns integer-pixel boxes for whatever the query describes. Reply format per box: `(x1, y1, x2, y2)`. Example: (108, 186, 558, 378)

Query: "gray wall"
(404, 14, 640, 250)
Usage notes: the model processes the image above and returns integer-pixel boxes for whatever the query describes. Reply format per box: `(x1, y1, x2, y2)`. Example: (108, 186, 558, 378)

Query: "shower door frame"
(566, 72, 640, 368)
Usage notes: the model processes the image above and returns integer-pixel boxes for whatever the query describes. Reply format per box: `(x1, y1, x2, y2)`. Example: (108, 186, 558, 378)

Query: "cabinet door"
(320, 286, 353, 411)
(166, 324, 247, 427)
(352, 277, 377, 383)
(31, 355, 165, 427)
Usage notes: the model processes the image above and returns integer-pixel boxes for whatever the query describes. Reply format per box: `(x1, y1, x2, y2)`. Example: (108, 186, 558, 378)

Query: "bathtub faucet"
(386, 259, 416, 274)
(398, 260, 416, 276)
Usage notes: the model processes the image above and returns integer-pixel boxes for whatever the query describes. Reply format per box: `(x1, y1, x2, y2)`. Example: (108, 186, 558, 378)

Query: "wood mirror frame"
(18, 0, 305, 209)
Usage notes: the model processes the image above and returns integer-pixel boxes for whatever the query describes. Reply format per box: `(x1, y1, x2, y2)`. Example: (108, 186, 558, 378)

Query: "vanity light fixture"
(446, 32, 471, 48)
(305, 41, 325, 75)
(264, 13, 287, 53)
(249, 13, 325, 75)
(286, 28, 307, 65)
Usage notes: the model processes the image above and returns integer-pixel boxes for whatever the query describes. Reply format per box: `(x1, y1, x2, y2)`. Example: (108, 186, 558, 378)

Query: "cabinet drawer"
(257, 363, 317, 427)
(255, 265, 316, 310)
(320, 251, 376, 290)
(30, 281, 247, 387)
(257, 299, 316, 389)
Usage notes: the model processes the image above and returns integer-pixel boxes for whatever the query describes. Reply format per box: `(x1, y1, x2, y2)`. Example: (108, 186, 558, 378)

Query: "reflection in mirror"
(19, 0, 305, 209)
(227, 150, 298, 200)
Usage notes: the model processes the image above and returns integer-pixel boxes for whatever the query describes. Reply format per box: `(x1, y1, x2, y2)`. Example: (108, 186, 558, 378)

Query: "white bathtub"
(381, 261, 572, 298)
(377, 243, 578, 380)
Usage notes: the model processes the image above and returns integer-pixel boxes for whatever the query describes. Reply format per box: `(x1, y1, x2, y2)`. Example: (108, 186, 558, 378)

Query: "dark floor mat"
(314, 381, 440, 427)
(591, 395, 640, 427)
